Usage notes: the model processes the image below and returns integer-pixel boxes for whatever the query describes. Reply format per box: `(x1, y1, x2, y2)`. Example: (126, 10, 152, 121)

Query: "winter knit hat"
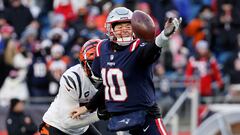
(9, 98, 21, 111)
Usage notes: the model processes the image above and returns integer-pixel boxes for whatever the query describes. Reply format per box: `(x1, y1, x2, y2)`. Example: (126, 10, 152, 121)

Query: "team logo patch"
(84, 91, 90, 97)
(119, 118, 130, 124)
(140, 42, 146, 47)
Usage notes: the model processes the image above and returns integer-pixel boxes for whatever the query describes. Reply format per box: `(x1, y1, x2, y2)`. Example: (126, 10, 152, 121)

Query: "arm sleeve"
(185, 58, 196, 85)
(138, 41, 162, 64)
(136, 31, 169, 64)
(92, 56, 101, 78)
(185, 61, 194, 78)
(210, 58, 224, 88)
(85, 84, 105, 112)
(62, 112, 100, 129)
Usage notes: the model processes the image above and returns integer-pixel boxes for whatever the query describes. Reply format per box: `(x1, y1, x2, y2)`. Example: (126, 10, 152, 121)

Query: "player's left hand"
(164, 17, 182, 37)
(70, 106, 88, 119)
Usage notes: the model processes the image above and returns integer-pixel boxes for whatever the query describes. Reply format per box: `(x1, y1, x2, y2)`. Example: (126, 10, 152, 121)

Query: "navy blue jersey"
(92, 39, 161, 113)
(27, 56, 49, 89)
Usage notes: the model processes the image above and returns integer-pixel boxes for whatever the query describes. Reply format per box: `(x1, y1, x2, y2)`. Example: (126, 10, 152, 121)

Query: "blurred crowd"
(0, 0, 240, 109)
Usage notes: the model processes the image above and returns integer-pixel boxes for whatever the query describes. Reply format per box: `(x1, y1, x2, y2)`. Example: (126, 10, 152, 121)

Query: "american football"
(131, 10, 156, 41)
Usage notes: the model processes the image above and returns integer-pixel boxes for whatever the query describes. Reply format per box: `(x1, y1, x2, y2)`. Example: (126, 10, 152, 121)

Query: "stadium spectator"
(39, 39, 52, 62)
(228, 57, 240, 98)
(212, 1, 240, 64)
(6, 98, 37, 135)
(143, 0, 176, 30)
(153, 63, 174, 115)
(27, 43, 50, 97)
(185, 40, 224, 97)
(223, 33, 240, 74)
(0, 43, 32, 106)
(47, 44, 70, 95)
(53, 0, 77, 23)
(95, 2, 112, 33)
(4, 0, 34, 38)
(53, 0, 87, 17)
(68, 44, 81, 67)
(79, 15, 106, 40)
(47, 27, 69, 46)
(20, 20, 40, 49)
(0, 25, 16, 88)
(0, 12, 7, 28)
(184, 5, 214, 49)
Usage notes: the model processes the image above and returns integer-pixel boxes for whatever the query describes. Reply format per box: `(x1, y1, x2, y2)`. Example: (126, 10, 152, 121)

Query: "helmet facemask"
(82, 56, 93, 77)
(85, 59, 102, 82)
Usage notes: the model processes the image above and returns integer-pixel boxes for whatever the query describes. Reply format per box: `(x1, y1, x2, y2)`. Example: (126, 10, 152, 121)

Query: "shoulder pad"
(60, 69, 82, 96)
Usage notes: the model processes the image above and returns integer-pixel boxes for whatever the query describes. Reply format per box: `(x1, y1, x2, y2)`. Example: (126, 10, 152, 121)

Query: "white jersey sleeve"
(42, 64, 99, 135)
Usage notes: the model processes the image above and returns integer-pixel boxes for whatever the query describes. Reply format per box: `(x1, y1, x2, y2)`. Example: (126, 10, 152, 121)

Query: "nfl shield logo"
(110, 55, 114, 61)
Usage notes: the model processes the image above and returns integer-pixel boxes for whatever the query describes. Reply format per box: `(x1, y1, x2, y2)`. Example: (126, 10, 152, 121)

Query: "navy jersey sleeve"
(92, 56, 101, 78)
(134, 40, 162, 65)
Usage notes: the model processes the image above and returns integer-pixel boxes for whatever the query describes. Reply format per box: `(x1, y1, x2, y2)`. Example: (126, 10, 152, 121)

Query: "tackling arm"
(86, 85, 105, 112)
(71, 88, 109, 120)
(64, 112, 100, 129)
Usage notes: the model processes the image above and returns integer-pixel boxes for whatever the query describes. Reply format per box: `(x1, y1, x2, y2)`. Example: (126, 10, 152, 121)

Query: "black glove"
(97, 108, 111, 120)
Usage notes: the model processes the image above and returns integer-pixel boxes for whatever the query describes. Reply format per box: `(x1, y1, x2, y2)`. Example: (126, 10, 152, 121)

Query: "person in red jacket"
(185, 40, 224, 97)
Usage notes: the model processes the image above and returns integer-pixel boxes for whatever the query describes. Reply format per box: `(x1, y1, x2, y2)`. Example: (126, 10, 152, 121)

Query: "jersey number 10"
(101, 68, 128, 101)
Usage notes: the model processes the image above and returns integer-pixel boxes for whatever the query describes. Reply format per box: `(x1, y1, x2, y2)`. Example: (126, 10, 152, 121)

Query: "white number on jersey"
(33, 63, 47, 77)
(101, 68, 127, 101)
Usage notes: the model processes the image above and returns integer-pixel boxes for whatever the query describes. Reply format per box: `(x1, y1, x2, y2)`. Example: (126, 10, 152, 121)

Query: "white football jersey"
(43, 64, 98, 135)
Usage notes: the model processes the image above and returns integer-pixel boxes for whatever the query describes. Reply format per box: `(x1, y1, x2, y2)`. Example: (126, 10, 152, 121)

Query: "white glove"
(163, 17, 182, 37)
(155, 17, 182, 47)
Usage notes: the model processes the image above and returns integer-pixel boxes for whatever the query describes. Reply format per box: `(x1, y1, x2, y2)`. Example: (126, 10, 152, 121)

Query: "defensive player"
(71, 7, 181, 135)
(39, 39, 103, 135)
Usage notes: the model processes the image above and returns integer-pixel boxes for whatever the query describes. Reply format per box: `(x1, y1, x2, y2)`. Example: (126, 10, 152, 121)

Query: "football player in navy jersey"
(71, 7, 181, 135)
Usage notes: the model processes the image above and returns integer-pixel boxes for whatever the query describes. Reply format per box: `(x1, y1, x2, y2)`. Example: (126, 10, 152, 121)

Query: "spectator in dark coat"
(4, 0, 33, 38)
(6, 98, 37, 135)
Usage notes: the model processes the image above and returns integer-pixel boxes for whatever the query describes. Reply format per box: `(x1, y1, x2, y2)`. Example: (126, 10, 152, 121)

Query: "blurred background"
(0, 0, 240, 135)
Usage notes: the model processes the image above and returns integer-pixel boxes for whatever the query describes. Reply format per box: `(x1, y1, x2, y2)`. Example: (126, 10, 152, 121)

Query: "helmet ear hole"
(112, 22, 118, 29)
